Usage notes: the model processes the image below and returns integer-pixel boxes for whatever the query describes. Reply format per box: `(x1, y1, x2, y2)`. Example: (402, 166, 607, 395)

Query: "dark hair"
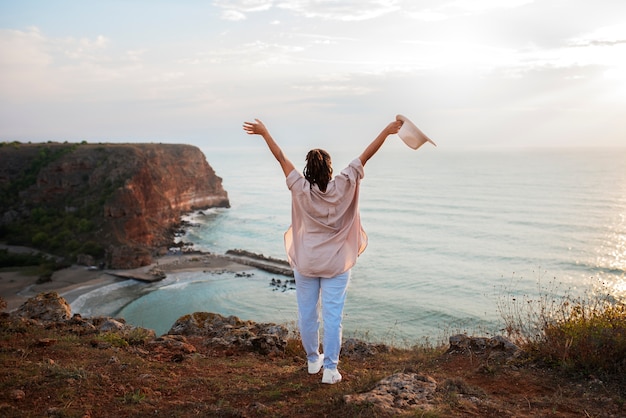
(304, 149, 333, 192)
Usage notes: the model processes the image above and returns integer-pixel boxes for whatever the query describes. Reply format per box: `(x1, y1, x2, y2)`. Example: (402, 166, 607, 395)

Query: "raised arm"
(243, 118, 296, 177)
(358, 119, 403, 166)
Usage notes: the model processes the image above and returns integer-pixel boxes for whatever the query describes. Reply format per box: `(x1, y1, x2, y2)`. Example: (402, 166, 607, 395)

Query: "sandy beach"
(0, 250, 252, 312)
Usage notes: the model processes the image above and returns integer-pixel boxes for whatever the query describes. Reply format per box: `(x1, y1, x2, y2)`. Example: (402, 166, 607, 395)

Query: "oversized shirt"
(284, 158, 368, 278)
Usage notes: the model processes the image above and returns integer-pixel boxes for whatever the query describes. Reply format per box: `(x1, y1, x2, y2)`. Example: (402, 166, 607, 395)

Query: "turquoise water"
(72, 147, 626, 343)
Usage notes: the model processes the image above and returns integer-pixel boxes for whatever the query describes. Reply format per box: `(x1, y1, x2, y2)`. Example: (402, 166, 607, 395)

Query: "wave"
(70, 279, 140, 317)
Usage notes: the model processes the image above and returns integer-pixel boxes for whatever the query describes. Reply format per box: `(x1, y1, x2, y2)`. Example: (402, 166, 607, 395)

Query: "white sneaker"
(308, 353, 324, 374)
(322, 368, 342, 384)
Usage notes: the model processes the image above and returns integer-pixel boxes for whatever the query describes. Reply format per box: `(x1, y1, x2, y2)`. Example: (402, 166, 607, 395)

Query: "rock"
(98, 319, 126, 332)
(106, 246, 154, 270)
(448, 334, 520, 353)
(14, 292, 71, 322)
(67, 314, 97, 334)
(342, 338, 390, 359)
(10, 389, 25, 401)
(147, 335, 197, 362)
(36, 338, 57, 347)
(0, 143, 230, 269)
(344, 373, 437, 414)
(168, 312, 288, 355)
(76, 254, 95, 266)
(447, 334, 522, 363)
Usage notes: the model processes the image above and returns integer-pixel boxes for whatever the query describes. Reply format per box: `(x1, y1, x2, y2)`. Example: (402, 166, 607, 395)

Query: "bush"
(0, 249, 51, 267)
(539, 299, 626, 375)
(80, 241, 104, 257)
(499, 278, 626, 379)
(77, 218, 93, 233)
(31, 231, 49, 247)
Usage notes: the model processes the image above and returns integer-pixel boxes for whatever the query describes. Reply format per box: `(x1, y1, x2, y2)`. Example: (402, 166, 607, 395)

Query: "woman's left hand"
(385, 120, 403, 135)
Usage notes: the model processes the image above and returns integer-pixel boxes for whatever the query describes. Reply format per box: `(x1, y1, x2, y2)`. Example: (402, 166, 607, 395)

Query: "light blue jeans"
(294, 269, 351, 370)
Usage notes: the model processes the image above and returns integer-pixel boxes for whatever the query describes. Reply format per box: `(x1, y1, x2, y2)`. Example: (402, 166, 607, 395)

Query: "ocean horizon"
(72, 147, 626, 344)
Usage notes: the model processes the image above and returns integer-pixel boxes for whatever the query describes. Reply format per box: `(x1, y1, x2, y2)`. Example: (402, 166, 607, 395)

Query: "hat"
(396, 114, 437, 150)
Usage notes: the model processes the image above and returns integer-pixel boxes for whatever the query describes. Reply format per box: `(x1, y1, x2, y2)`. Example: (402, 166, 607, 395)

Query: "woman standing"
(243, 117, 402, 384)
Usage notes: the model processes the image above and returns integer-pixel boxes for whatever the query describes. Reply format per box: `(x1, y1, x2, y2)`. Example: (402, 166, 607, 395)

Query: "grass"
(121, 389, 146, 405)
(498, 277, 626, 381)
(2, 283, 626, 416)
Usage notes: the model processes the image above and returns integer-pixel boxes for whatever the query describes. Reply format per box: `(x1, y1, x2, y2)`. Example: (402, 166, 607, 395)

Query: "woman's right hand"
(243, 119, 269, 137)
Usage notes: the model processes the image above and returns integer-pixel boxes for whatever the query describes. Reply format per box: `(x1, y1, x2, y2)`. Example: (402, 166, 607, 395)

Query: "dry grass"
(1, 296, 625, 417)
(498, 278, 626, 381)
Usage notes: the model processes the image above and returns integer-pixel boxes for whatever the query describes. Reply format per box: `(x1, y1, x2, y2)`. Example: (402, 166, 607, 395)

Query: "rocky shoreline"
(0, 244, 293, 313)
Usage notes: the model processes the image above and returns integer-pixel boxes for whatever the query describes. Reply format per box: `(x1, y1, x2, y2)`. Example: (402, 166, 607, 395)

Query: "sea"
(70, 146, 626, 345)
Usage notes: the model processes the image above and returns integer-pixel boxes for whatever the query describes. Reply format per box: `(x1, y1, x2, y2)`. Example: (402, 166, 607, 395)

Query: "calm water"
(71, 147, 626, 344)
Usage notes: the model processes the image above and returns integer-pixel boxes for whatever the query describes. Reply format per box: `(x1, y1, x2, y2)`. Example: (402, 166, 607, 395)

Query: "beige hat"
(396, 114, 437, 150)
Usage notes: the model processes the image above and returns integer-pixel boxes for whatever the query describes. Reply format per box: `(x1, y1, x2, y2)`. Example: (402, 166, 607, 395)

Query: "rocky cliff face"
(0, 142, 229, 268)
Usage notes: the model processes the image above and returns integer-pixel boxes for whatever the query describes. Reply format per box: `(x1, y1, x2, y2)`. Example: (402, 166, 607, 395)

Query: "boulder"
(447, 334, 522, 362)
(342, 338, 390, 359)
(147, 335, 197, 362)
(76, 254, 95, 266)
(168, 312, 288, 355)
(14, 292, 71, 322)
(344, 373, 437, 414)
(98, 318, 126, 332)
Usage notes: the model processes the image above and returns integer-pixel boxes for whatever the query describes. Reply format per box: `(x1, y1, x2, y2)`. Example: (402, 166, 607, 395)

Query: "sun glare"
(603, 67, 626, 101)
(597, 199, 626, 302)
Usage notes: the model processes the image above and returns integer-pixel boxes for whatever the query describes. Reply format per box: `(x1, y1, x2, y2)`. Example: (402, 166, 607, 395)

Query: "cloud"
(0, 27, 144, 103)
(0, 27, 57, 98)
(0, 27, 50, 69)
(445, 0, 535, 14)
(276, 0, 400, 21)
(213, 0, 273, 13)
(213, 0, 273, 20)
(568, 23, 626, 47)
(408, 0, 535, 21)
(213, 0, 400, 21)
(221, 9, 247, 21)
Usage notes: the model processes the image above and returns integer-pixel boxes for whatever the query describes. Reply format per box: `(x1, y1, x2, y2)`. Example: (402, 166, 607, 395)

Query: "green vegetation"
(0, 206, 105, 259)
(0, 143, 120, 263)
(94, 327, 155, 348)
(122, 389, 146, 405)
(0, 144, 80, 205)
(0, 249, 70, 278)
(499, 279, 626, 381)
(96, 332, 130, 348)
(0, 248, 52, 268)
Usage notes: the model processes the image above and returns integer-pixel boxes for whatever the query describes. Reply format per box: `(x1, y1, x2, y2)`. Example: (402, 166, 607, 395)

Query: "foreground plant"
(499, 277, 626, 380)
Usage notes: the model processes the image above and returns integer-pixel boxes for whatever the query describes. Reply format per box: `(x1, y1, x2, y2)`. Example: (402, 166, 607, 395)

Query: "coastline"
(0, 251, 254, 312)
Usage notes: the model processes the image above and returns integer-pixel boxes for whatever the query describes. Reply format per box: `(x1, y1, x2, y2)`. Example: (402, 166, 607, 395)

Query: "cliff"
(0, 142, 229, 268)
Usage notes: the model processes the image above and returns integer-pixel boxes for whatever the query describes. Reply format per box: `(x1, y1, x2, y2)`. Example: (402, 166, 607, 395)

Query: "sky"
(1, 0, 625, 151)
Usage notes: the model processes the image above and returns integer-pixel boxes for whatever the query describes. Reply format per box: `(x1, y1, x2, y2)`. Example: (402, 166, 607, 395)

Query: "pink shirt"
(284, 158, 368, 278)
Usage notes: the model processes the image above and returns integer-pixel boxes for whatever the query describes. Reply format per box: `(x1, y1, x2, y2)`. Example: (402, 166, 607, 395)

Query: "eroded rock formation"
(0, 142, 229, 268)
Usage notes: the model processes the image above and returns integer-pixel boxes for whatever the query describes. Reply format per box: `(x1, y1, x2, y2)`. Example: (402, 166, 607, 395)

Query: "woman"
(243, 117, 402, 384)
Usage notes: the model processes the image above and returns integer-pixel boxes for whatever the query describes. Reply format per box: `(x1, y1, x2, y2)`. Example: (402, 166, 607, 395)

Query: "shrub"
(31, 231, 49, 247)
(80, 241, 104, 257)
(0, 249, 51, 267)
(96, 332, 129, 348)
(499, 278, 626, 379)
(538, 299, 626, 375)
(77, 218, 93, 233)
(124, 327, 155, 346)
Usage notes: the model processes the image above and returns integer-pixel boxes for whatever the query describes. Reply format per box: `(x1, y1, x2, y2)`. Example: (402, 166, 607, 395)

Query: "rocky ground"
(1, 292, 624, 418)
